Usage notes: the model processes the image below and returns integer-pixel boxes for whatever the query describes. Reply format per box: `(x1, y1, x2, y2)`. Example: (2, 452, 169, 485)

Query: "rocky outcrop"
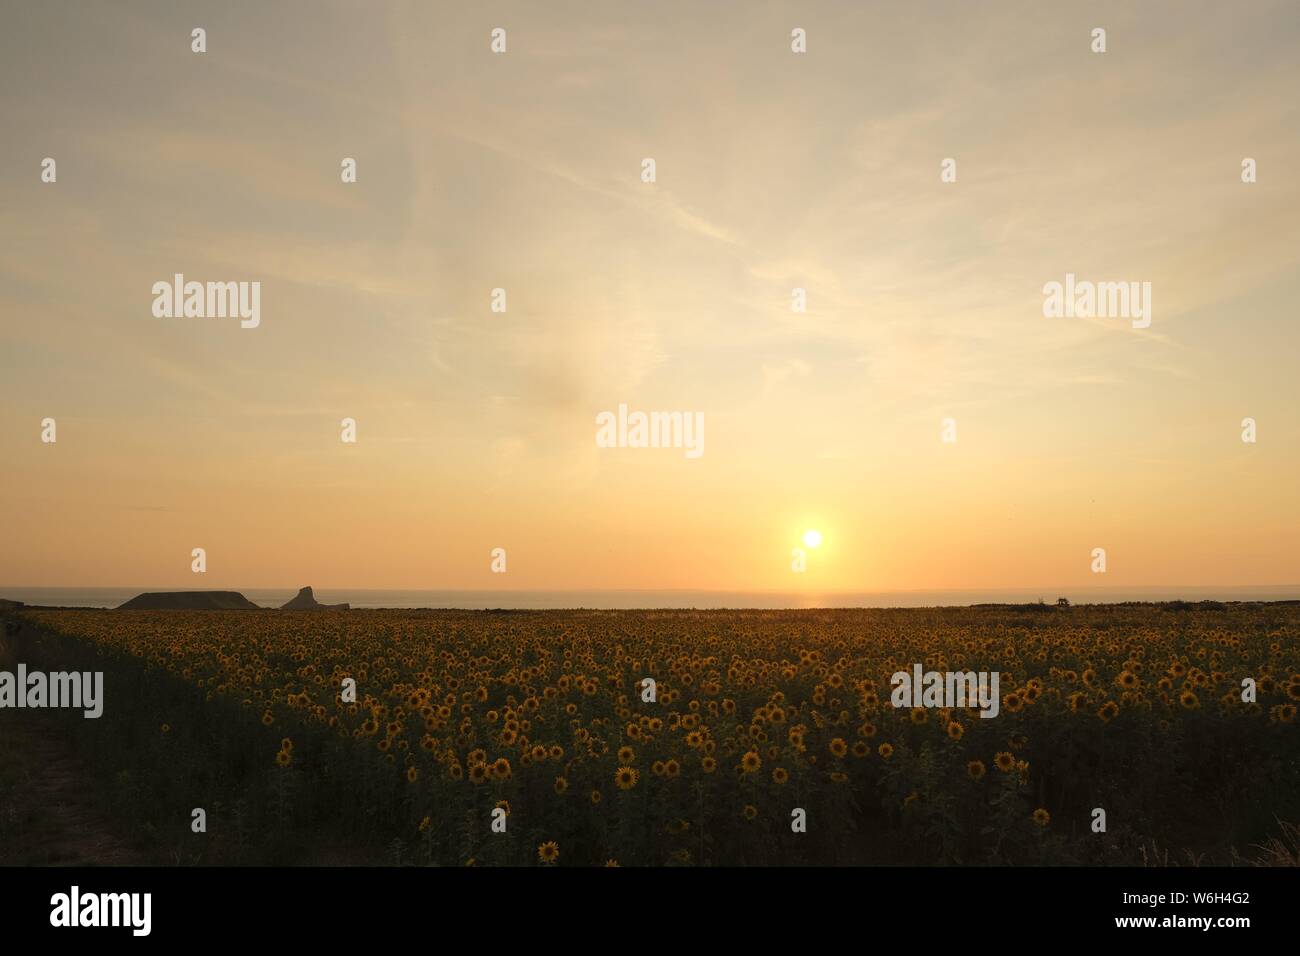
(280, 587, 349, 611)
(118, 591, 261, 610)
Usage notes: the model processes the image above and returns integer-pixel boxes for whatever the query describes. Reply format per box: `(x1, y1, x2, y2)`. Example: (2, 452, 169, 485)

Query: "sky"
(1, 1, 1298, 591)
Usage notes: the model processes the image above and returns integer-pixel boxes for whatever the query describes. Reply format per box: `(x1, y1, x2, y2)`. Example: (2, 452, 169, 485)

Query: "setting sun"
(802, 529, 823, 549)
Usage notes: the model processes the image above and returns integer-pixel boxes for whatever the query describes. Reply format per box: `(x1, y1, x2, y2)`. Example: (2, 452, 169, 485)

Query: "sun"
(802, 529, 822, 549)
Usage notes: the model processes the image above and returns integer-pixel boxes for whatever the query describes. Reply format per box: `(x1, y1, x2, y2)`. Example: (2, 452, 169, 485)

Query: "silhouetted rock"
(280, 586, 349, 611)
(118, 591, 260, 610)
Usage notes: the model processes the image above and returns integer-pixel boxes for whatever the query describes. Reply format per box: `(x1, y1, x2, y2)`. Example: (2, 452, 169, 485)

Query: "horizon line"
(6, 584, 1300, 594)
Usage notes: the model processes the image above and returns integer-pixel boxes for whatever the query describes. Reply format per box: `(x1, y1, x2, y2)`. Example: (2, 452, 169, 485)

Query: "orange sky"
(2, 1, 1298, 590)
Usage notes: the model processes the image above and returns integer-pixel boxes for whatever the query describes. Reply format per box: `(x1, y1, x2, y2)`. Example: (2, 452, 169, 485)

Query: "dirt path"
(0, 721, 146, 865)
(0, 615, 146, 865)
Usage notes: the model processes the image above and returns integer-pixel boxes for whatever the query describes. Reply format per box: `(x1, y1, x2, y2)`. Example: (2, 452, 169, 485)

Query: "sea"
(2, 586, 1299, 610)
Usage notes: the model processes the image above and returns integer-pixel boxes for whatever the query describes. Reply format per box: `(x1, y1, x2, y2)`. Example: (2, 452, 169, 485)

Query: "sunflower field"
(6, 604, 1299, 866)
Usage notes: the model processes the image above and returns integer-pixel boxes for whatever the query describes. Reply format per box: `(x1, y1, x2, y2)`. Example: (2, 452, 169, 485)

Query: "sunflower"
(1032, 808, 1051, 826)
(946, 721, 964, 741)
(772, 766, 789, 785)
(1097, 700, 1120, 723)
(742, 804, 759, 821)
(614, 766, 639, 790)
(829, 737, 848, 758)
(741, 750, 762, 773)
(664, 758, 681, 778)
(491, 757, 512, 780)
(275, 749, 291, 767)
(406, 765, 419, 783)
(967, 759, 986, 780)
(537, 841, 559, 864)
(553, 776, 568, 795)
(877, 743, 894, 759)
(468, 762, 489, 784)
(617, 745, 635, 763)
(1179, 690, 1200, 710)
(994, 751, 1016, 772)
(701, 755, 718, 773)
